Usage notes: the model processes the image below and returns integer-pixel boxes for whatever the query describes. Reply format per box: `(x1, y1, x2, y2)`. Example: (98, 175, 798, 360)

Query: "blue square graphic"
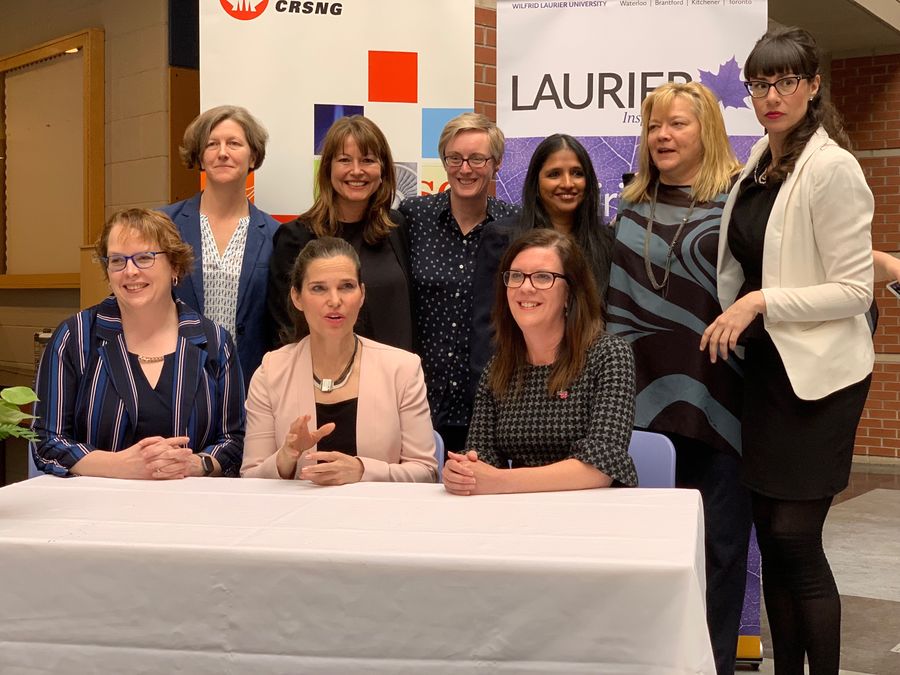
(421, 108, 472, 159)
(314, 104, 365, 153)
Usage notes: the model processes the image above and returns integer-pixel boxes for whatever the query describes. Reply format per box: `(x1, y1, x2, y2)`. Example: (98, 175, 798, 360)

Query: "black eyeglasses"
(503, 270, 568, 290)
(443, 154, 492, 168)
(743, 75, 810, 99)
(100, 251, 166, 272)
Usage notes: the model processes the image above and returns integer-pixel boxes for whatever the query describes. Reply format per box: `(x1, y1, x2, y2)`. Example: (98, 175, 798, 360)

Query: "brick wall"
(832, 54, 900, 460)
(475, 5, 497, 121)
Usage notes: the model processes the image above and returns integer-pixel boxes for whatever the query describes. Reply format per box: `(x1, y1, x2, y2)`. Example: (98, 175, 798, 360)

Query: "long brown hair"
(488, 229, 602, 398)
(301, 115, 398, 244)
(744, 27, 850, 181)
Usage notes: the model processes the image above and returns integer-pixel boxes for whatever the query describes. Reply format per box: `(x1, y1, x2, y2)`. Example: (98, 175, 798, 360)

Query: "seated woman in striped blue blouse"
(32, 208, 245, 478)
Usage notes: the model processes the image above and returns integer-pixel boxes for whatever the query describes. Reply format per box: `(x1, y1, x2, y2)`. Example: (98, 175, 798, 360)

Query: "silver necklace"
(313, 335, 359, 393)
(754, 150, 772, 185)
(642, 182, 696, 292)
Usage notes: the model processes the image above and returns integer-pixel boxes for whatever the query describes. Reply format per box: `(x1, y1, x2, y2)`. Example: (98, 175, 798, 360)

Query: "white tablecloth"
(0, 476, 714, 674)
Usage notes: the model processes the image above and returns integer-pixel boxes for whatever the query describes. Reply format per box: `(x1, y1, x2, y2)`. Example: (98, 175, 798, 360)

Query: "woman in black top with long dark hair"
(703, 28, 875, 673)
(471, 134, 613, 392)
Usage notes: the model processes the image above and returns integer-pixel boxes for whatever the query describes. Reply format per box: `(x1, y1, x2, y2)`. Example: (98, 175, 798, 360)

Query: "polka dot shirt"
(399, 191, 519, 428)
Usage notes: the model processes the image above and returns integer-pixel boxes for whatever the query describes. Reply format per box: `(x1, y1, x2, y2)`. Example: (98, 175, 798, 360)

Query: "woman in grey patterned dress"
(442, 228, 637, 495)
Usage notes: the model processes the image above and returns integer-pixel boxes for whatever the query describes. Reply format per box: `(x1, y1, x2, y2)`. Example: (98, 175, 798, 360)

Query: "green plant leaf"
(0, 422, 38, 442)
(1, 386, 38, 406)
(0, 404, 34, 425)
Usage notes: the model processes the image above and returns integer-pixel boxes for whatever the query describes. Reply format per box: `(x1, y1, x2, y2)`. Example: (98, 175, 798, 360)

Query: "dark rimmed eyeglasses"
(100, 251, 166, 272)
(443, 154, 492, 168)
(743, 75, 811, 99)
(503, 270, 568, 290)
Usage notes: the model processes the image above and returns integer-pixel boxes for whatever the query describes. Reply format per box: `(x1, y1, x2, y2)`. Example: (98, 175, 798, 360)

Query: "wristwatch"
(198, 453, 215, 477)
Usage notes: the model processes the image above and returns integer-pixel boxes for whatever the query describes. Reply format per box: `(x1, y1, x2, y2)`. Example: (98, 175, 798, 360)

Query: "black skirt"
(740, 333, 871, 500)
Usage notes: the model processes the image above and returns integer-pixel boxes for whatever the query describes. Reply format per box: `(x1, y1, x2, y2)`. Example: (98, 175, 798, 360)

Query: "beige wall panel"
(110, 112, 168, 164)
(109, 156, 168, 207)
(0, 307, 76, 331)
(0, 361, 34, 387)
(1, 1, 166, 57)
(5, 53, 83, 275)
(0, 324, 55, 365)
(107, 23, 167, 81)
(110, 67, 167, 122)
(0, 0, 168, 391)
(80, 245, 109, 309)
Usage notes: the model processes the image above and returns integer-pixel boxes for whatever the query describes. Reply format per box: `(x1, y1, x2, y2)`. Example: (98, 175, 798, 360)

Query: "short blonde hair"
(179, 105, 269, 171)
(437, 112, 506, 166)
(96, 209, 194, 282)
(622, 82, 740, 204)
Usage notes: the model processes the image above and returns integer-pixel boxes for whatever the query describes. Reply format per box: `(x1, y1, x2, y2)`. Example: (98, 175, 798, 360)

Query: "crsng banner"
(200, 0, 474, 219)
(496, 0, 768, 218)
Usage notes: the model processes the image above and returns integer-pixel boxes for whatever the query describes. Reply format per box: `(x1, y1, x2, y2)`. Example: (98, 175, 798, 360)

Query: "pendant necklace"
(754, 149, 773, 185)
(642, 182, 696, 292)
(313, 335, 359, 393)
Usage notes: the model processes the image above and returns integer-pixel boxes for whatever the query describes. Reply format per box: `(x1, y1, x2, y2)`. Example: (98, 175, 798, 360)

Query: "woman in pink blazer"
(241, 237, 436, 483)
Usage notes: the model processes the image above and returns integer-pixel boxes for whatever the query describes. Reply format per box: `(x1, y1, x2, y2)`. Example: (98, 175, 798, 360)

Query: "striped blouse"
(31, 296, 245, 476)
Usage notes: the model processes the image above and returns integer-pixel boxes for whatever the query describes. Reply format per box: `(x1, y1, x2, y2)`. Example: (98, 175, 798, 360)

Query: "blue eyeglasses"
(100, 251, 167, 272)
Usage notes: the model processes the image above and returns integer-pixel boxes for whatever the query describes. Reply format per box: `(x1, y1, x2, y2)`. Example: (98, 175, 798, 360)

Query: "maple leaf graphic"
(699, 57, 749, 110)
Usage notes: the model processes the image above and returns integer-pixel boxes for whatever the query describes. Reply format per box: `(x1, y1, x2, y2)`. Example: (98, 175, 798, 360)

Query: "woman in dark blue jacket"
(161, 105, 279, 384)
(32, 209, 245, 478)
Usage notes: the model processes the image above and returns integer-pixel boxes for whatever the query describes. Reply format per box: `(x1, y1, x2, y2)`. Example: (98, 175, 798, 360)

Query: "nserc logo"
(220, 0, 269, 21)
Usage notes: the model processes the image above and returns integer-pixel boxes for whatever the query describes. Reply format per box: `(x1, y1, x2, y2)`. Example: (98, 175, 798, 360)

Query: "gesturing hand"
(275, 415, 336, 479)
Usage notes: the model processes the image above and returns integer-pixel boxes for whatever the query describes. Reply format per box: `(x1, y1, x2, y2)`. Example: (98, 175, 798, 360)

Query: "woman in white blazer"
(701, 28, 873, 673)
(241, 237, 437, 483)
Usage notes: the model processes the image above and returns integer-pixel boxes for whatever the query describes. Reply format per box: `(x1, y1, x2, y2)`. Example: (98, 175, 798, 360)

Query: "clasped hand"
(442, 450, 502, 496)
(123, 436, 194, 479)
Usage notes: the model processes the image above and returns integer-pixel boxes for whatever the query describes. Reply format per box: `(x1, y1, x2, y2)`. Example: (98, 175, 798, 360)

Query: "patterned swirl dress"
(607, 183, 743, 456)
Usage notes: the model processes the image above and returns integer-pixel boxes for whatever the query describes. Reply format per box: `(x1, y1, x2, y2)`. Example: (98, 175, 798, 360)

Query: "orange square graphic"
(368, 51, 417, 103)
(201, 172, 255, 203)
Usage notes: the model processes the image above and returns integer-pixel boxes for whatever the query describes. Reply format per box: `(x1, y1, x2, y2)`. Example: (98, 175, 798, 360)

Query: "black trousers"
(671, 435, 753, 675)
(752, 492, 840, 675)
